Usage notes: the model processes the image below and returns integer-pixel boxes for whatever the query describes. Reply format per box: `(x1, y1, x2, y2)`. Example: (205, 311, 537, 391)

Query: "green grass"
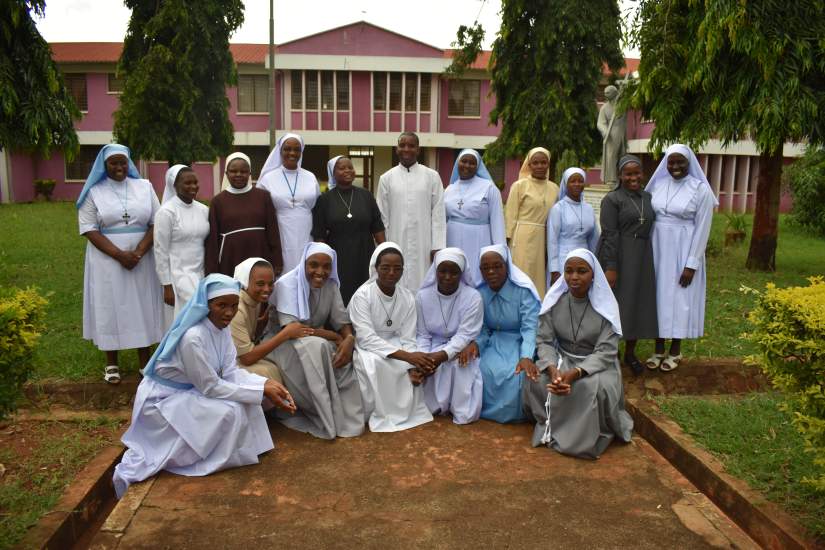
(1, 202, 824, 380)
(655, 393, 825, 539)
(0, 417, 124, 550)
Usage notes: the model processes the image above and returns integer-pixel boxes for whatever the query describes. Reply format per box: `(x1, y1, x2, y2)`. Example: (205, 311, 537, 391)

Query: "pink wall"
(10, 152, 35, 202)
(147, 162, 217, 200)
(227, 73, 282, 131)
(277, 22, 443, 58)
(351, 72, 372, 131)
(77, 73, 120, 131)
(439, 79, 499, 136)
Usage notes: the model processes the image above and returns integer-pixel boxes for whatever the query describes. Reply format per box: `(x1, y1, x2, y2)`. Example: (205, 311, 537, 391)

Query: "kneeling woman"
(523, 249, 633, 459)
(113, 274, 295, 498)
(270, 242, 365, 439)
(416, 248, 484, 425)
(349, 242, 434, 432)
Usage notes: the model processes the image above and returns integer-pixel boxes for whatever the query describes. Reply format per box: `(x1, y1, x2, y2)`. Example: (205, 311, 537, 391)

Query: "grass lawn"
(655, 393, 825, 539)
(1, 201, 824, 381)
(0, 416, 125, 550)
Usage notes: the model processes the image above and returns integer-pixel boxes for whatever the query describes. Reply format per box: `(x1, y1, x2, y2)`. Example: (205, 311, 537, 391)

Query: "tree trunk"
(745, 147, 783, 271)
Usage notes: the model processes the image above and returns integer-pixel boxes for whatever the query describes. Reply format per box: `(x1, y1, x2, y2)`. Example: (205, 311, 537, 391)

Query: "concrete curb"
(627, 398, 820, 550)
(18, 446, 124, 550)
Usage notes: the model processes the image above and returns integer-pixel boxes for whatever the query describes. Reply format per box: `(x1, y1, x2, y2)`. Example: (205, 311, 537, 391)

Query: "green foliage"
(114, 0, 244, 165)
(554, 149, 580, 183)
(445, 23, 485, 78)
(786, 147, 825, 237)
(33, 178, 55, 200)
(723, 212, 748, 234)
(0, 0, 80, 159)
(447, 0, 625, 167)
(0, 287, 47, 418)
(745, 277, 825, 491)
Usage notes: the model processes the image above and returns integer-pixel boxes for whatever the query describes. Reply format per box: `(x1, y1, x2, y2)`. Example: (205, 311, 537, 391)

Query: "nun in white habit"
(349, 242, 434, 432)
(154, 164, 210, 322)
(416, 248, 484, 425)
(523, 249, 633, 459)
(257, 133, 321, 273)
(267, 242, 365, 439)
(113, 274, 295, 498)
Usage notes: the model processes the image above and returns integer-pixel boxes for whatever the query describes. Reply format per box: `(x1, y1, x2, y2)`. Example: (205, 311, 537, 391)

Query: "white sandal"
(645, 353, 665, 370)
(660, 354, 683, 372)
(104, 365, 121, 385)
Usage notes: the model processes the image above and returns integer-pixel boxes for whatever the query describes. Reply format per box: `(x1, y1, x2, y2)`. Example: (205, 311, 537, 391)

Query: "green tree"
(447, 0, 625, 172)
(0, 0, 80, 159)
(626, 0, 825, 271)
(114, 0, 244, 165)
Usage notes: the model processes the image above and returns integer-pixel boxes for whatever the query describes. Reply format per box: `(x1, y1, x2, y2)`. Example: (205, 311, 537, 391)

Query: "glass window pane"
(404, 73, 417, 111)
(321, 71, 334, 111)
(237, 75, 253, 112)
(336, 71, 349, 110)
(64, 73, 87, 111)
(448, 80, 480, 117)
(107, 73, 124, 93)
(254, 75, 268, 112)
(419, 75, 431, 111)
(306, 71, 318, 110)
(373, 73, 386, 110)
(389, 73, 402, 111)
(291, 70, 303, 109)
(65, 145, 99, 180)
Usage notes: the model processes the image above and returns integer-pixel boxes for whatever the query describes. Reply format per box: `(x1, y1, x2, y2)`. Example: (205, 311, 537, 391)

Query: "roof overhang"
(267, 54, 452, 73)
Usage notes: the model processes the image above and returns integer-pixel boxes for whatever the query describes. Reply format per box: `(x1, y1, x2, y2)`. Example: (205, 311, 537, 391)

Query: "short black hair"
(375, 247, 403, 267)
(397, 132, 419, 146)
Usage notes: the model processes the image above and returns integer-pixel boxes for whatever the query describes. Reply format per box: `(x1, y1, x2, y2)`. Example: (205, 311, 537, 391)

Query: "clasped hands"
(546, 365, 580, 396)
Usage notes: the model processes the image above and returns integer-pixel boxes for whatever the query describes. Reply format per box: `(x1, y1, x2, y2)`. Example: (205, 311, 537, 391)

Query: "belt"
(145, 371, 194, 391)
(448, 218, 489, 226)
(219, 227, 265, 263)
(101, 225, 148, 235)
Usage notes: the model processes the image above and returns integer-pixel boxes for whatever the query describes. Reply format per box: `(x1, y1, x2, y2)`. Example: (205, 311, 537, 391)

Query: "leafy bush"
(786, 147, 825, 236)
(33, 178, 56, 200)
(745, 277, 825, 491)
(0, 288, 48, 419)
(554, 149, 580, 184)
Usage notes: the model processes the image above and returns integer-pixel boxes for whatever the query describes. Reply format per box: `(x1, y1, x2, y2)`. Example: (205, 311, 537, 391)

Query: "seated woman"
(269, 242, 365, 439)
(523, 249, 633, 459)
(349, 242, 434, 432)
(416, 248, 484, 425)
(474, 244, 540, 423)
(230, 257, 314, 383)
(113, 274, 296, 498)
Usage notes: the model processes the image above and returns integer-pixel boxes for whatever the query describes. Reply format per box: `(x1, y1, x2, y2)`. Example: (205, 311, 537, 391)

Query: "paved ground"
(90, 416, 756, 550)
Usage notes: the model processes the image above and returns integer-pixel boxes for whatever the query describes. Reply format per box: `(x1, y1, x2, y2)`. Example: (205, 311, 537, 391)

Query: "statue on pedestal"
(597, 85, 628, 187)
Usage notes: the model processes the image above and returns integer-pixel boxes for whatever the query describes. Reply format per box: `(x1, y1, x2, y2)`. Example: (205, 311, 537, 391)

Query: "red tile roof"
(49, 42, 271, 65)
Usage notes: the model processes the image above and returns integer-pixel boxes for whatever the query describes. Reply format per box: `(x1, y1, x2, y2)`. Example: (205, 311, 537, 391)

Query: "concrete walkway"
(90, 417, 756, 549)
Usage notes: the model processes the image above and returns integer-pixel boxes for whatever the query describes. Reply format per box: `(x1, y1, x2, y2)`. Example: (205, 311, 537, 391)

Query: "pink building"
(0, 21, 802, 211)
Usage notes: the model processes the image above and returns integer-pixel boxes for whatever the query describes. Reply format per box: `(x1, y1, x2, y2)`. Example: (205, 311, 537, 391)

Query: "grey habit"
(596, 187, 658, 340)
(267, 280, 365, 439)
(523, 293, 633, 459)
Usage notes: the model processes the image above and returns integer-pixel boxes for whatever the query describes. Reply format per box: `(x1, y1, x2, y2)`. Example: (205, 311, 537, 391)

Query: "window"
(373, 73, 387, 110)
(237, 75, 268, 113)
(404, 73, 418, 111)
(305, 71, 318, 110)
(64, 73, 87, 111)
(234, 146, 270, 181)
(448, 79, 481, 117)
(321, 71, 334, 110)
(420, 76, 431, 111)
(336, 71, 349, 110)
(389, 73, 402, 111)
(107, 73, 124, 94)
(65, 145, 100, 181)
(291, 70, 303, 109)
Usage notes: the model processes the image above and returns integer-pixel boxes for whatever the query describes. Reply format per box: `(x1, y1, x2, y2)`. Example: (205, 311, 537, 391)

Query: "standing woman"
(205, 152, 283, 277)
(646, 144, 717, 371)
(444, 149, 505, 285)
(596, 155, 657, 374)
(155, 165, 210, 319)
(258, 133, 321, 273)
(547, 167, 600, 286)
(76, 144, 164, 384)
(312, 155, 385, 305)
(505, 147, 559, 297)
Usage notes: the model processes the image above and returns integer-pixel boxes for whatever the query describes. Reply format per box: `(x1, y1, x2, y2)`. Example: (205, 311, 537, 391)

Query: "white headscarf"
(477, 244, 540, 302)
(221, 152, 253, 193)
(162, 164, 189, 204)
(557, 167, 587, 203)
(233, 257, 272, 290)
(326, 155, 344, 190)
(259, 132, 305, 181)
(420, 247, 475, 291)
(646, 144, 719, 206)
(274, 242, 339, 321)
(540, 248, 622, 336)
(368, 242, 403, 281)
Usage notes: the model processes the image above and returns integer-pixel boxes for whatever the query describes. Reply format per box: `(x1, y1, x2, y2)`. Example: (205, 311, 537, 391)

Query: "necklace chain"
(335, 188, 355, 219)
(108, 180, 130, 224)
(282, 170, 299, 207)
(437, 293, 458, 333)
(628, 192, 646, 225)
(569, 297, 591, 345)
(376, 286, 397, 327)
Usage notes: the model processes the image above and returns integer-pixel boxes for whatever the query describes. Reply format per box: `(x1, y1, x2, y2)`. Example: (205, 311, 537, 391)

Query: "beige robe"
(229, 290, 283, 383)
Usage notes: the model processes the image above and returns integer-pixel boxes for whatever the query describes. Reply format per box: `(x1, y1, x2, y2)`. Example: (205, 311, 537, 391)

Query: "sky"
(35, 0, 639, 55)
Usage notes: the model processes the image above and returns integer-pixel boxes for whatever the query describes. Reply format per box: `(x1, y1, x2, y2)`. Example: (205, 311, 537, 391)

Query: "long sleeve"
(441, 289, 483, 360)
(685, 186, 715, 270)
(376, 173, 390, 229)
(311, 194, 328, 241)
(597, 194, 620, 271)
(535, 311, 559, 371)
(546, 204, 563, 273)
(518, 289, 540, 360)
(153, 207, 174, 286)
(487, 184, 506, 245)
(504, 180, 521, 240)
(178, 329, 264, 404)
(264, 196, 283, 271)
(415, 294, 433, 351)
(430, 172, 446, 250)
(204, 201, 221, 274)
(348, 287, 400, 358)
(368, 192, 385, 234)
(576, 318, 619, 376)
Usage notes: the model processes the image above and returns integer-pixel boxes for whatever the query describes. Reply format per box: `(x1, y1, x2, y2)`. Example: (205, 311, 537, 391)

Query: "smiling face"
(566, 173, 585, 201)
(226, 158, 251, 189)
(305, 253, 332, 289)
(667, 153, 689, 180)
(175, 170, 199, 203)
(457, 153, 478, 180)
(333, 157, 356, 187)
(619, 161, 643, 193)
(436, 261, 462, 295)
(479, 252, 507, 291)
(396, 135, 419, 167)
(247, 264, 275, 304)
(528, 152, 549, 180)
(105, 154, 129, 181)
(564, 257, 593, 299)
(208, 294, 240, 329)
(281, 138, 302, 170)
(375, 251, 403, 291)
